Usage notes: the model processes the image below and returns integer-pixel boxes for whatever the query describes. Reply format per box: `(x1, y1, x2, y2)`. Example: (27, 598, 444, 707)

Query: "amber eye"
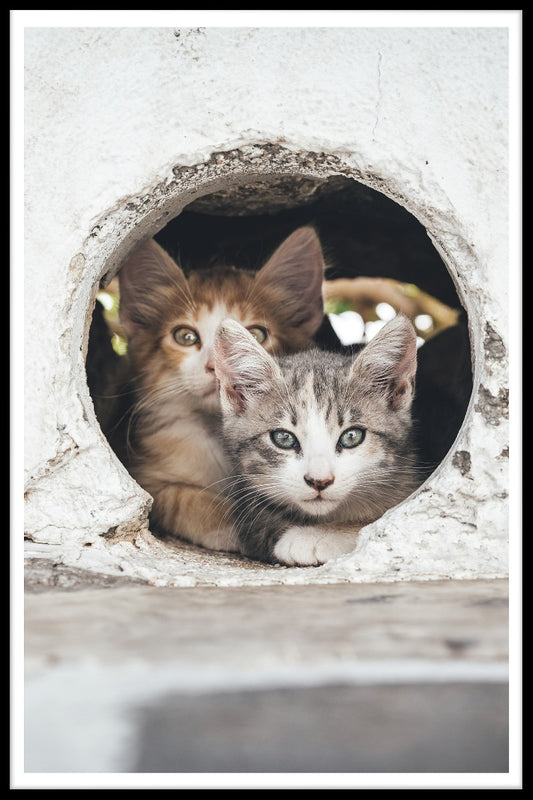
(247, 326, 268, 344)
(173, 327, 200, 347)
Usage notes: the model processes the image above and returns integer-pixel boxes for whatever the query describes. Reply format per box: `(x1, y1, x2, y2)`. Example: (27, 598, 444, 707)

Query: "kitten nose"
(304, 474, 335, 492)
(204, 350, 215, 373)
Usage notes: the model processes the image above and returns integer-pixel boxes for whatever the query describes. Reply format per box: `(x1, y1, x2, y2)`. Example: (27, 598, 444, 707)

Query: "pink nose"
(304, 475, 335, 492)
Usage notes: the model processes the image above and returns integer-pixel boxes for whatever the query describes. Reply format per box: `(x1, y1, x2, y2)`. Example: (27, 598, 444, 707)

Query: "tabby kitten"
(213, 314, 419, 566)
(115, 227, 326, 552)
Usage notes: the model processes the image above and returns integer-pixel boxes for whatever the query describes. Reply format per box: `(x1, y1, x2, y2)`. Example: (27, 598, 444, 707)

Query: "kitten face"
(156, 295, 275, 413)
(237, 387, 394, 519)
(117, 228, 326, 417)
(214, 315, 418, 525)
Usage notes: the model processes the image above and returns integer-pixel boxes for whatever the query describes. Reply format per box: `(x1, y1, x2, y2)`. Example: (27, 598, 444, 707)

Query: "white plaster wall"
(21, 21, 514, 586)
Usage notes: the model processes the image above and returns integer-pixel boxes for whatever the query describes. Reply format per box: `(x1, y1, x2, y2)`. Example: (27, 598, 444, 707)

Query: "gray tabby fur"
(213, 314, 420, 566)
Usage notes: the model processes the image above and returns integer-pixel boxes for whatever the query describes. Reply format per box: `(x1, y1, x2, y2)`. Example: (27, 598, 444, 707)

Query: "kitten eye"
(338, 427, 365, 449)
(270, 429, 299, 450)
(247, 326, 268, 344)
(173, 327, 200, 347)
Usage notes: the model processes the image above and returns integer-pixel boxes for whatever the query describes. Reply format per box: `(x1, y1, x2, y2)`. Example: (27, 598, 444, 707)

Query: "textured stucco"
(22, 23, 513, 586)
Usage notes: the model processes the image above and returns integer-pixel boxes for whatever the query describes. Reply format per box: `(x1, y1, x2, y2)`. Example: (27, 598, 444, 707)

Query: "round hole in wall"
(86, 164, 473, 566)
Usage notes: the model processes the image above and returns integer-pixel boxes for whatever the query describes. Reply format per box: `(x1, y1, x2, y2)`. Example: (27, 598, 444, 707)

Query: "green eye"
(247, 326, 268, 344)
(338, 427, 365, 449)
(173, 327, 200, 347)
(270, 429, 299, 450)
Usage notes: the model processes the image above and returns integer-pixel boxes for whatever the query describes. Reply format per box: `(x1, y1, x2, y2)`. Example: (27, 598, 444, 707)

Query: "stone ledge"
(23, 578, 510, 776)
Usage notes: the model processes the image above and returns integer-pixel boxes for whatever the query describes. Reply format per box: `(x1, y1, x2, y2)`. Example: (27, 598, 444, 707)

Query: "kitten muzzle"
(301, 494, 340, 519)
(304, 475, 335, 492)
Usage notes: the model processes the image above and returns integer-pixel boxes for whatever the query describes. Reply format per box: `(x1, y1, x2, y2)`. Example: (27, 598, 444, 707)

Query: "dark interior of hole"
(154, 176, 460, 307)
(87, 175, 472, 491)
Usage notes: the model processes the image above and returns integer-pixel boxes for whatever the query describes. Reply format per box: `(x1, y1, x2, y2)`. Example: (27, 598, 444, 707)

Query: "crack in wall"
(25, 431, 81, 493)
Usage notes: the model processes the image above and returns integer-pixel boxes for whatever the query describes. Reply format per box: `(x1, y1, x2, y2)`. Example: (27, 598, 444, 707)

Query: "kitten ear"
(214, 319, 282, 415)
(255, 226, 325, 338)
(352, 314, 418, 411)
(118, 238, 189, 336)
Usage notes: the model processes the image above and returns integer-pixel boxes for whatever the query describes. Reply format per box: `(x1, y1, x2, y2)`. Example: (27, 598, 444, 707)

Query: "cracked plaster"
(23, 25, 511, 586)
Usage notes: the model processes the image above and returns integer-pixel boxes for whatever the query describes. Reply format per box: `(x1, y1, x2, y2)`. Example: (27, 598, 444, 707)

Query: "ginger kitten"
(114, 227, 326, 552)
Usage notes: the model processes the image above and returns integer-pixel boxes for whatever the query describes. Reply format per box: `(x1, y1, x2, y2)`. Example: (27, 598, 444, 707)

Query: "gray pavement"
(21, 563, 513, 787)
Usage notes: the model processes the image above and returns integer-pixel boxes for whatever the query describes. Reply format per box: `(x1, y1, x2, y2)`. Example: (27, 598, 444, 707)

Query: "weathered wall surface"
(23, 25, 510, 586)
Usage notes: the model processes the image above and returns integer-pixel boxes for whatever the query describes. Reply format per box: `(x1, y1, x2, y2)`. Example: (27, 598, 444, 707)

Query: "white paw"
(273, 526, 360, 566)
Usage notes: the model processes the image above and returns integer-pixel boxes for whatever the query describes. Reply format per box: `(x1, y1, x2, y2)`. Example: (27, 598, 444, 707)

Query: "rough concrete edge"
(24, 143, 509, 588)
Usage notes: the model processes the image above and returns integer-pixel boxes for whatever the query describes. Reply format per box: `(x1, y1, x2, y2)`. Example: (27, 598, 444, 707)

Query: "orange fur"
(113, 227, 326, 552)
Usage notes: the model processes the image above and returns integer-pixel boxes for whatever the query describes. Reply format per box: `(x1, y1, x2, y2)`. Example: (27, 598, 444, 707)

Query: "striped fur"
(214, 315, 421, 565)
